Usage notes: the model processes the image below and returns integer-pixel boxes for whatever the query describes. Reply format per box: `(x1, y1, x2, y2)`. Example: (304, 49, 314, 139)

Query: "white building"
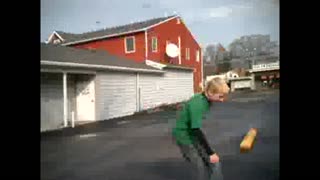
(41, 43, 194, 132)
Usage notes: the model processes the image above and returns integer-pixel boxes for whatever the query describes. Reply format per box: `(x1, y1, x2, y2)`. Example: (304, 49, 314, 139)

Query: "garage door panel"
(96, 71, 137, 120)
(41, 73, 63, 132)
(139, 69, 193, 110)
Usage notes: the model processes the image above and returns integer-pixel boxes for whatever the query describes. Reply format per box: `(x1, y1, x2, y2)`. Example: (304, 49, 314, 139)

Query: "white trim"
(145, 31, 148, 59)
(179, 19, 202, 50)
(54, 32, 65, 41)
(125, 36, 136, 53)
(196, 49, 200, 62)
(62, 29, 144, 46)
(178, 36, 181, 65)
(136, 73, 140, 112)
(63, 72, 68, 127)
(41, 60, 164, 73)
(186, 48, 190, 60)
(145, 59, 194, 71)
(47, 32, 55, 43)
(145, 15, 178, 30)
(151, 36, 158, 52)
(145, 59, 166, 70)
(201, 45, 203, 88)
(61, 16, 179, 46)
(47, 31, 65, 44)
(41, 68, 96, 74)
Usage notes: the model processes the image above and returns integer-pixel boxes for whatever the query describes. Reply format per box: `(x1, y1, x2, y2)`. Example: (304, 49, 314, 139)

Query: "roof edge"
(163, 65, 194, 71)
(61, 15, 179, 46)
(41, 60, 165, 74)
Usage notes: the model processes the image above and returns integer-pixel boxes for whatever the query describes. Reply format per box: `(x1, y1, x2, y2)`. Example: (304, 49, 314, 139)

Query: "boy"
(172, 77, 230, 180)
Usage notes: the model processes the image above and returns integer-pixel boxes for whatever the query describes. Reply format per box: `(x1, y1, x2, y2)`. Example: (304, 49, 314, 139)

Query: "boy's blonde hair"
(205, 77, 230, 94)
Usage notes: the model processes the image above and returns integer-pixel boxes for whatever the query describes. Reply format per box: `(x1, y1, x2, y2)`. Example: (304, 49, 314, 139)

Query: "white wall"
(41, 73, 64, 132)
(41, 68, 195, 131)
(95, 71, 137, 120)
(139, 69, 194, 110)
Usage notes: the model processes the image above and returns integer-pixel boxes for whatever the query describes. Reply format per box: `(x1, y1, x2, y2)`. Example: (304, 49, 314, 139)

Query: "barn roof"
(49, 15, 178, 45)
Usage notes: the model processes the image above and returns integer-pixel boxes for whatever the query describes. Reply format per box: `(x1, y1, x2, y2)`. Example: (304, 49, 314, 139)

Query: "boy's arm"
(192, 128, 215, 155)
(188, 103, 215, 155)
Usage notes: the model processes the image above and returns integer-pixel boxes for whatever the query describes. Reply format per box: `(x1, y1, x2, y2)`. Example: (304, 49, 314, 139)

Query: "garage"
(41, 43, 195, 132)
(95, 71, 137, 120)
(41, 73, 63, 132)
(41, 43, 164, 132)
(41, 71, 97, 131)
(139, 64, 194, 111)
(162, 67, 194, 104)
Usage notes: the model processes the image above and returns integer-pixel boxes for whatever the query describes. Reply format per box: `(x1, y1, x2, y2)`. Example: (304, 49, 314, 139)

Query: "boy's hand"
(210, 153, 220, 163)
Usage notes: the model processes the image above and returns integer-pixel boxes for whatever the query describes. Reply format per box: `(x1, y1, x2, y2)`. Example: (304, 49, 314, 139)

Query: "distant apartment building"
(203, 43, 229, 65)
(229, 34, 279, 70)
(229, 34, 278, 58)
(269, 44, 279, 56)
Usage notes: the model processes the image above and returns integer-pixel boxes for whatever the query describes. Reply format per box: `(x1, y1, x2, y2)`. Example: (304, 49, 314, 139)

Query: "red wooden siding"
(68, 16, 202, 92)
(72, 32, 146, 63)
(146, 17, 202, 92)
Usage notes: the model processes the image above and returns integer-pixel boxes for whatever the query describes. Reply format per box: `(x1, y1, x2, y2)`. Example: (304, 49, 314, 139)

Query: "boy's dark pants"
(177, 143, 223, 180)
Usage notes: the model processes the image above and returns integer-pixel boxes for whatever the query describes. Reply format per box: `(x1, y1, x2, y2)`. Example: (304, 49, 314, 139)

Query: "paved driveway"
(41, 90, 279, 180)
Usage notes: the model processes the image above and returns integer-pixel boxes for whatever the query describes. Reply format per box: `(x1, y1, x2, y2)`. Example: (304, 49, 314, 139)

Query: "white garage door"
(163, 69, 194, 104)
(139, 69, 193, 110)
(95, 71, 137, 120)
(138, 73, 164, 110)
(41, 73, 63, 132)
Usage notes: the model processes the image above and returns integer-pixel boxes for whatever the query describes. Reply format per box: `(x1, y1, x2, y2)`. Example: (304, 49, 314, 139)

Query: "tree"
(203, 44, 217, 65)
(204, 43, 232, 74)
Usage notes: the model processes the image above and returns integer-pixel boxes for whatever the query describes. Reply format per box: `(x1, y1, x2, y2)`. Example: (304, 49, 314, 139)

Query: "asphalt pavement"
(41, 89, 279, 180)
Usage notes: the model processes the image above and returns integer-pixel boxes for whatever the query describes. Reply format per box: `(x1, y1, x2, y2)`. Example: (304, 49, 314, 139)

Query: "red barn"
(47, 15, 203, 92)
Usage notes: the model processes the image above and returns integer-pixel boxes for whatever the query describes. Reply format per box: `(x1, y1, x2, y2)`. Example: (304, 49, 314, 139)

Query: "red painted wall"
(72, 32, 146, 63)
(147, 17, 202, 92)
(69, 17, 202, 92)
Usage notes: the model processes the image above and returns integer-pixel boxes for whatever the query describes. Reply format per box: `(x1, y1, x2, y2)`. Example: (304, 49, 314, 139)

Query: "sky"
(41, 0, 279, 48)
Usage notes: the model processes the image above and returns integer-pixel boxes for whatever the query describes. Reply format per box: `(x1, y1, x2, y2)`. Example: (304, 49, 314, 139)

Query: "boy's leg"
(194, 143, 224, 180)
(178, 144, 209, 180)
(207, 162, 224, 180)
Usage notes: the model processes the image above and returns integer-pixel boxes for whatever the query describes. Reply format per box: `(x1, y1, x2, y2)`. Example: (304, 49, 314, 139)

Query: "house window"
(196, 50, 200, 62)
(186, 48, 190, 60)
(152, 37, 158, 52)
(125, 36, 135, 53)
